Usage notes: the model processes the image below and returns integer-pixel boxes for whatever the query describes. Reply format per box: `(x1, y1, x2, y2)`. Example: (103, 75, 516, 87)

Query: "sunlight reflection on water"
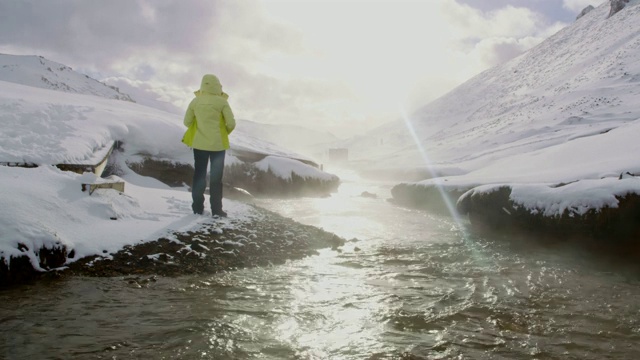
(2, 170, 640, 359)
(238, 172, 486, 358)
(256, 168, 459, 244)
(272, 253, 389, 358)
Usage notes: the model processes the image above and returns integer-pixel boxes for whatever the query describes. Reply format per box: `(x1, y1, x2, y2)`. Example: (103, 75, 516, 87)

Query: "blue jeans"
(192, 149, 226, 214)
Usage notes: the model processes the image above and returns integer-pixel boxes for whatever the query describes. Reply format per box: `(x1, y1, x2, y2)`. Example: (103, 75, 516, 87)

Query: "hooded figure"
(183, 74, 236, 217)
(184, 74, 236, 151)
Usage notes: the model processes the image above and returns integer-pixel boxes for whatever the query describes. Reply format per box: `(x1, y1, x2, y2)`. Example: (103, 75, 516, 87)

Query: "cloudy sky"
(0, 0, 600, 138)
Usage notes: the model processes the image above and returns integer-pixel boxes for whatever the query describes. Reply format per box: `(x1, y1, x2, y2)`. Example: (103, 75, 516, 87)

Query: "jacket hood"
(199, 74, 223, 95)
(194, 90, 229, 99)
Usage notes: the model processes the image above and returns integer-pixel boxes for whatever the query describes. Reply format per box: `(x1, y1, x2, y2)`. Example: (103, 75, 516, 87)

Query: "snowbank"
(224, 155, 340, 198)
(460, 178, 640, 218)
(255, 156, 337, 181)
(0, 164, 255, 272)
(0, 76, 339, 279)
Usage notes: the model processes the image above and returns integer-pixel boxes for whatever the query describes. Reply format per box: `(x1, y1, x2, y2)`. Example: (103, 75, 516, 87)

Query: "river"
(2, 170, 640, 359)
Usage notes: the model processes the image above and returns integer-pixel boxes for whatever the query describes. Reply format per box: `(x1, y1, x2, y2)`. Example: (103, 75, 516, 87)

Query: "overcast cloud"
(0, 0, 599, 137)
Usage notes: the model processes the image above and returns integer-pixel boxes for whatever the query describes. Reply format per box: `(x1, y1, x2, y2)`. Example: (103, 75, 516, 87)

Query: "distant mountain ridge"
(0, 53, 134, 102)
(239, 119, 341, 158)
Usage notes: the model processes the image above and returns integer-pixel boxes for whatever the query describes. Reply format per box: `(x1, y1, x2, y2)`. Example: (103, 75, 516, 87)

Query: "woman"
(183, 74, 236, 217)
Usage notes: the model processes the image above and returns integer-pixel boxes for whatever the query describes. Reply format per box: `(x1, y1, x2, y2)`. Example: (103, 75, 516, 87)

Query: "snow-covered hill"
(0, 79, 322, 168)
(0, 53, 333, 168)
(0, 54, 135, 102)
(0, 56, 339, 274)
(348, 2, 640, 184)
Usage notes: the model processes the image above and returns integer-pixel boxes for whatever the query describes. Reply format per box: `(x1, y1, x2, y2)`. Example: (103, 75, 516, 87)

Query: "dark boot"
(212, 209, 227, 218)
(192, 203, 204, 215)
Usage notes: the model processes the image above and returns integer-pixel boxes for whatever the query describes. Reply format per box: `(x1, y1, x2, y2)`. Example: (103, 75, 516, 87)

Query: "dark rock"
(456, 185, 640, 253)
(619, 171, 636, 179)
(608, 0, 630, 18)
(1, 244, 67, 288)
(38, 244, 67, 270)
(224, 162, 340, 198)
(1, 256, 39, 287)
(577, 5, 595, 20)
(124, 155, 339, 198)
(126, 157, 194, 187)
(390, 182, 469, 214)
(456, 186, 525, 233)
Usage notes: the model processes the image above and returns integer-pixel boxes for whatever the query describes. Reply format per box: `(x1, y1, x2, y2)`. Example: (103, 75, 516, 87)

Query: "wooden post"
(81, 182, 125, 195)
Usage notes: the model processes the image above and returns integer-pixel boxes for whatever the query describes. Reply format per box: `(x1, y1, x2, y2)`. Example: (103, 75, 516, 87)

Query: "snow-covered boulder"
(390, 181, 470, 214)
(456, 178, 640, 246)
(122, 152, 340, 198)
(0, 241, 67, 285)
(223, 155, 340, 198)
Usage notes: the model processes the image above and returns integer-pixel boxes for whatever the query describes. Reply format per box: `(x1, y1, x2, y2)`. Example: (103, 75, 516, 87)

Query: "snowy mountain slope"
(0, 80, 182, 165)
(101, 76, 185, 115)
(0, 54, 333, 167)
(0, 53, 328, 167)
(348, 2, 640, 183)
(0, 80, 317, 167)
(0, 54, 134, 102)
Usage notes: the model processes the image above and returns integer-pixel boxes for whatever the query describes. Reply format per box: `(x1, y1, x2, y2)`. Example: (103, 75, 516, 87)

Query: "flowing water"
(2, 170, 640, 359)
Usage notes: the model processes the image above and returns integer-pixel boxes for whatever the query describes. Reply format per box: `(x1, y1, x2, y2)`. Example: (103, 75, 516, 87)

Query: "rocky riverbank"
(390, 177, 640, 256)
(1, 205, 347, 287)
(122, 153, 340, 198)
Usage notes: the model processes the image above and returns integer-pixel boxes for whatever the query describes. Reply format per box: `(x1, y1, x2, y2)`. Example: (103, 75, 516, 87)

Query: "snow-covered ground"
(0, 76, 335, 270)
(0, 164, 258, 270)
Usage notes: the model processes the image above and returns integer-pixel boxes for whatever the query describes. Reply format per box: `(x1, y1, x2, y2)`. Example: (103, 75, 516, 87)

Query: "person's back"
(185, 75, 235, 152)
(183, 74, 236, 217)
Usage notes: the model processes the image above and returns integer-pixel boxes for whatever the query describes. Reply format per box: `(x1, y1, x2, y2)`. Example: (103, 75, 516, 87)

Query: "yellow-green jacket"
(183, 74, 236, 151)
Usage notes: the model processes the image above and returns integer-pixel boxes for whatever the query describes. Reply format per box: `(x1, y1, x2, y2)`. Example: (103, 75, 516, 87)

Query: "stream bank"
(1, 205, 346, 288)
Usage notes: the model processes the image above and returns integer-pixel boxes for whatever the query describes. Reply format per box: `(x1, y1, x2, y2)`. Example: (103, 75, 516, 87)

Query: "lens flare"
(398, 105, 470, 240)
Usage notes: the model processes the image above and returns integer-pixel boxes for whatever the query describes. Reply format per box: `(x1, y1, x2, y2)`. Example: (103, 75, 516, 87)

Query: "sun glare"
(398, 104, 469, 239)
(259, 0, 467, 111)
